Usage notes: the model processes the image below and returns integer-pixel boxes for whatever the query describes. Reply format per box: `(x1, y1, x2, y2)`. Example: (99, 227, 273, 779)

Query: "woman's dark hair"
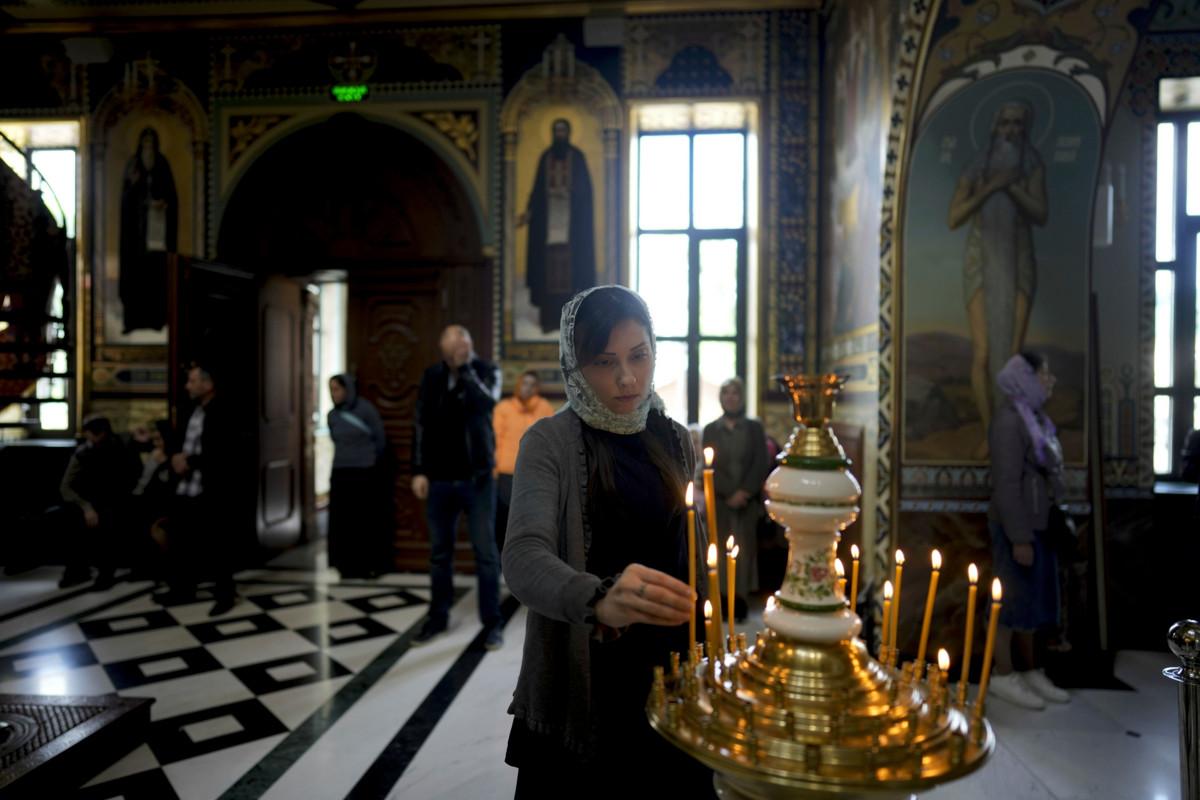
(573, 288, 687, 510)
(1019, 350, 1046, 372)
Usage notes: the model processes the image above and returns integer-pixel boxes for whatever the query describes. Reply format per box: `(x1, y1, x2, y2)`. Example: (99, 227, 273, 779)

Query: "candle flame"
(732, 545, 739, 558)
(704, 600, 713, 619)
(707, 543, 718, 568)
(686, 482, 694, 506)
(883, 580, 893, 599)
(991, 577, 1002, 602)
(895, 549, 905, 565)
(834, 558, 845, 577)
(726, 535, 735, 552)
(850, 543, 860, 560)
(704, 446, 714, 467)
(931, 549, 942, 570)
(938, 648, 950, 671)
(765, 596, 777, 613)
(968, 563, 979, 584)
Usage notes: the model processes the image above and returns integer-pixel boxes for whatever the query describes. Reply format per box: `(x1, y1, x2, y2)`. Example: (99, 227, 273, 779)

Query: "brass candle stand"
(648, 375, 993, 799)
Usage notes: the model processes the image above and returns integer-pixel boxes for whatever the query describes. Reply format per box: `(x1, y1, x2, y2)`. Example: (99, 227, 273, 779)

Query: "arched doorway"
(217, 112, 492, 573)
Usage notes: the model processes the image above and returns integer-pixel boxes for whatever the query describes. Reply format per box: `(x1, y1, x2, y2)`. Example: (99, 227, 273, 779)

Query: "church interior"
(0, 0, 1196, 797)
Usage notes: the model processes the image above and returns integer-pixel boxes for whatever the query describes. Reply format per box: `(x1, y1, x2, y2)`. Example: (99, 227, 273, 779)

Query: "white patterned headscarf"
(559, 285, 666, 435)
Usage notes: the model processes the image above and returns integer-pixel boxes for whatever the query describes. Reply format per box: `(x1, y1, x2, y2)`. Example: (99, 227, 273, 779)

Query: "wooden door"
(348, 263, 491, 573)
(257, 275, 304, 548)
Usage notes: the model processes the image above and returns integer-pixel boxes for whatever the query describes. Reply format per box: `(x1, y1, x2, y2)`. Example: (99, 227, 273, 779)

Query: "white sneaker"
(1023, 669, 1070, 703)
(990, 672, 1046, 710)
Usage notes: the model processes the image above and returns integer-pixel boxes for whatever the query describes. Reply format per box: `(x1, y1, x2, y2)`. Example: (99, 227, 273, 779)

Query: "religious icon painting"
(500, 34, 622, 364)
(900, 65, 1101, 465)
(91, 61, 207, 364)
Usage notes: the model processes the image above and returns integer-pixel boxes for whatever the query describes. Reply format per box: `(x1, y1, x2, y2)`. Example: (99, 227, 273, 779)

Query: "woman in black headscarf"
(328, 374, 390, 578)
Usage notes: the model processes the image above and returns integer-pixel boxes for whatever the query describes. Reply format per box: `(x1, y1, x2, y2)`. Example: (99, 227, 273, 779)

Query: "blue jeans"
(426, 474, 500, 628)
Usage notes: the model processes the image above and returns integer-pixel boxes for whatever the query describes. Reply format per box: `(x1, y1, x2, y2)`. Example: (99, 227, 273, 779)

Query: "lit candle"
(889, 549, 905, 662)
(704, 599, 717, 664)
(974, 578, 1003, 720)
(702, 448, 718, 566)
(707, 543, 723, 654)
(957, 564, 979, 707)
(881, 579, 894, 660)
(849, 543, 860, 611)
(834, 558, 846, 603)
(686, 482, 697, 661)
(914, 549, 942, 679)
(937, 648, 951, 713)
(726, 536, 738, 636)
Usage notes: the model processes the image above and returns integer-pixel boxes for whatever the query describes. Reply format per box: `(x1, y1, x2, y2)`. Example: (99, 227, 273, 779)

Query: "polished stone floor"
(0, 548, 1182, 800)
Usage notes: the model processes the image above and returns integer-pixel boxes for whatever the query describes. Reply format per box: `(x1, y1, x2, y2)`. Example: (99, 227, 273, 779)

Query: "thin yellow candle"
(889, 549, 905, 659)
(881, 579, 894, 658)
(686, 482, 697, 660)
(957, 564, 979, 706)
(834, 558, 846, 604)
(937, 648, 951, 711)
(914, 549, 942, 679)
(702, 448, 718, 563)
(707, 543, 723, 652)
(726, 536, 738, 636)
(849, 543, 860, 610)
(704, 599, 718, 664)
(974, 578, 1003, 719)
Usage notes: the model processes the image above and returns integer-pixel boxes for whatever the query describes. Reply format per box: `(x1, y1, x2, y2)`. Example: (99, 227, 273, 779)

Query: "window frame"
(1155, 111, 1200, 478)
(631, 111, 753, 425)
(0, 121, 80, 439)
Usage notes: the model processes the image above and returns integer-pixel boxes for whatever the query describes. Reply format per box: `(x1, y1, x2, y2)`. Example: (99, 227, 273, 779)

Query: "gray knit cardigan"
(501, 407, 705, 757)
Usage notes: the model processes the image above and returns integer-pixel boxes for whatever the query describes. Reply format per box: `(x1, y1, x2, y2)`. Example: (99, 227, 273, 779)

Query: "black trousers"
(328, 466, 393, 576)
(166, 494, 235, 600)
(46, 504, 121, 576)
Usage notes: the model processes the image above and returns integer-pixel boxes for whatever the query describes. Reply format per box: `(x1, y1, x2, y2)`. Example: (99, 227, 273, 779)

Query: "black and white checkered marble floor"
(0, 550, 1185, 800)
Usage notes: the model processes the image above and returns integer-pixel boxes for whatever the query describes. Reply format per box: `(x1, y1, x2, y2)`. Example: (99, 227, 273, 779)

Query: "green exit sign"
(331, 85, 368, 103)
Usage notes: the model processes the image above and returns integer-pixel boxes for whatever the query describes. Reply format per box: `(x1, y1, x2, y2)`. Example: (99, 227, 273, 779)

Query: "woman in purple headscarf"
(986, 351, 1071, 711)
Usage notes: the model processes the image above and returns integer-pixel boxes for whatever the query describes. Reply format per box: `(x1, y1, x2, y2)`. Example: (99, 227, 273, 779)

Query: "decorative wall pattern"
(623, 13, 766, 97)
(769, 9, 819, 377)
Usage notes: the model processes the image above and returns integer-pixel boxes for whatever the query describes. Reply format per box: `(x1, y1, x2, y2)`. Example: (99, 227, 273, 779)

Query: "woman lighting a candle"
(502, 286, 713, 798)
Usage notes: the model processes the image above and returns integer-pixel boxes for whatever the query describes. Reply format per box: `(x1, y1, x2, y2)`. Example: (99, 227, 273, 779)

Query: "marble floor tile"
(120, 669, 255, 722)
(327, 631, 400, 674)
(260, 590, 484, 800)
(1003, 728, 1180, 800)
(0, 662, 115, 696)
(0, 581, 155, 645)
(257, 674, 353, 729)
(264, 599, 362, 630)
(165, 596, 264, 627)
(921, 738, 1055, 800)
(0, 622, 85, 655)
(81, 743, 159, 788)
(87, 625, 202, 663)
(80, 593, 162, 621)
(368, 605, 427, 638)
(0, 567, 70, 616)
(163, 733, 287, 800)
(983, 687, 1127, 735)
(205, 630, 318, 669)
(386, 606, 526, 799)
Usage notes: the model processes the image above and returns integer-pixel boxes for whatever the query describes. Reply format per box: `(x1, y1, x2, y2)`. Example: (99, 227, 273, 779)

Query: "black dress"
(507, 424, 715, 799)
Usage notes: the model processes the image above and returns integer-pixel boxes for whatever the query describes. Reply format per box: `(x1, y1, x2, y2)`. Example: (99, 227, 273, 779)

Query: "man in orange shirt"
(493, 370, 554, 554)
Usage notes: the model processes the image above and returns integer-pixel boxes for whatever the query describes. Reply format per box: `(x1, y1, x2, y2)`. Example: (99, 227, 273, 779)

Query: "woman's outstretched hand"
(594, 563, 694, 628)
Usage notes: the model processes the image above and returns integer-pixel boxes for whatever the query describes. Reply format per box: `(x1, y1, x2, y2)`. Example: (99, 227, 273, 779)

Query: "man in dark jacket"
(55, 415, 143, 590)
(161, 362, 245, 616)
(410, 325, 503, 648)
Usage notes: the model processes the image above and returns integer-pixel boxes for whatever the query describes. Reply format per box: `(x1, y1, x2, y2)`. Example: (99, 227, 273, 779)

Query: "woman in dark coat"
(327, 375, 391, 578)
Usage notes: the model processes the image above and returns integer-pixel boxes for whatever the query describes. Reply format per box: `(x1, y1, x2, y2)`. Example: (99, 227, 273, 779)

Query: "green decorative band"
(767, 496, 859, 509)
(774, 595, 846, 614)
(779, 454, 851, 470)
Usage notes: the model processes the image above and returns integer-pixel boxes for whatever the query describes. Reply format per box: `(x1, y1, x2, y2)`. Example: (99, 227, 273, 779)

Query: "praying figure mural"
(517, 117, 596, 334)
(946, 100, 1048, 457)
